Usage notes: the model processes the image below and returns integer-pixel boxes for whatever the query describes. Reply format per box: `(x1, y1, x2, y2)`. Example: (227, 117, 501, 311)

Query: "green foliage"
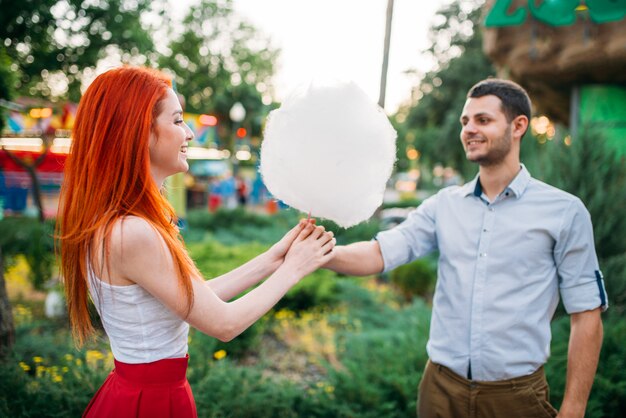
(275, 269, 340, 312)
(0, 217, 55, 290)
(601, 254, 626, 312)
(381, 198, 422, 209)
(394, 0, 495, 178)
(324, 293, 431, 417)
(316, 217, 381, 246)
(188, 238, 342, 314)
(1, 0, 157, 101)
(0, 312, 110, 418)
(188, 320, 266, 361)
(188, 239, 268, 278)
(187, 208, 274, 231)
(0, 46, 16, 132)
(190, 360, 335, 418)
(4, 270, 626, 417)
(185, 207, 382, 246)
(158, 0, 278, 146)
(390, 258, 437, 301)
(545, 312, 626, 417)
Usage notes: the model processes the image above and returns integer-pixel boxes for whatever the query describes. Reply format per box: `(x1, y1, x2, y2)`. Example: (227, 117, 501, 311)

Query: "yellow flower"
(64, 354, 74, 362)
(53, 375, 63, 383)
(213, 349, 227, 360)
(19, 362, 31, 372)
(62, 366, 69, 373)
(275, 309, 295, 320)
(325, 385, 335, 393)
(75, 359, 83, 366)
(33, 356, 44, 363)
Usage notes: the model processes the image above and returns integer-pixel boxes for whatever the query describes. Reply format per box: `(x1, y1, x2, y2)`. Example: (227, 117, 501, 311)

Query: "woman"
(57, 67, 335, 417)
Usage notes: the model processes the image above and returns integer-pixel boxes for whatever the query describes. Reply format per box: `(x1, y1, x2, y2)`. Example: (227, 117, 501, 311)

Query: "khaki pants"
(417, 360, 558, 418)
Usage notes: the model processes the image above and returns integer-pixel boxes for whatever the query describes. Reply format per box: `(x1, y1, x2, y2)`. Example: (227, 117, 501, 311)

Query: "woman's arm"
(107, 217, 334, 342)
(205, 220, 323, 301)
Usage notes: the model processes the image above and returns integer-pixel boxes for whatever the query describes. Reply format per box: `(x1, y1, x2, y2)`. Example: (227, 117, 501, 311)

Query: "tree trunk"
(26, 164, 45, 223)
(2, 146, 49, 223)
(0, 246, 15, 357)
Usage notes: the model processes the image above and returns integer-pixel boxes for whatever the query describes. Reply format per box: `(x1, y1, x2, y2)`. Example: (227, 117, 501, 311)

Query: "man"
(324, 79, 607, 417)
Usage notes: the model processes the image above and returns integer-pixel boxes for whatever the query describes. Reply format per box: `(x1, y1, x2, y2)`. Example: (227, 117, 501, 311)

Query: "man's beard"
(468, 125, 512, 166)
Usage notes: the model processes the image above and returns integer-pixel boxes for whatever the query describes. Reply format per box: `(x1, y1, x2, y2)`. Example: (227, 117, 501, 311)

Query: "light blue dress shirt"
(376, 165, 608, 381)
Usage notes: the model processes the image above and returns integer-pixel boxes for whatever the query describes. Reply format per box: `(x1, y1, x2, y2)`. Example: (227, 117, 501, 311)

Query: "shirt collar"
(462, 164, 532, 198)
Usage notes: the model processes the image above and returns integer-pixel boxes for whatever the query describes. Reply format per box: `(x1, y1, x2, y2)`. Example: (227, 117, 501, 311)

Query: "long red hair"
(57, 67, 199, 346)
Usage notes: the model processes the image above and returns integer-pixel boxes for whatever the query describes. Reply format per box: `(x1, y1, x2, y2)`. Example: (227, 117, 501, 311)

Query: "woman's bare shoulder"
(106, 216, 170, 283)
(109, 216, 163, 250)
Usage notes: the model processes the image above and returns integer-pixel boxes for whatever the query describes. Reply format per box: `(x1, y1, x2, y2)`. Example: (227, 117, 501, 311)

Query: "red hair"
(57, 67, 200, 346)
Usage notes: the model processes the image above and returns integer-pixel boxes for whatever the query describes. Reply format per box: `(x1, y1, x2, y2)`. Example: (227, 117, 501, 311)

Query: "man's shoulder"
(436, 184, 469, 198)
(526, 177, 581, 203)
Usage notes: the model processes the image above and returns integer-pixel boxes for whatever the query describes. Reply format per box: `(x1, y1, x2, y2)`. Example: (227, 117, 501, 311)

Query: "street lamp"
(229, 102, 246, 124)
(229, 102, 247, 173)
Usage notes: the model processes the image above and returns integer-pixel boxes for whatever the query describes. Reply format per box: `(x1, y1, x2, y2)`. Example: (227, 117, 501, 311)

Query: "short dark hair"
(467, 78, 531, 123)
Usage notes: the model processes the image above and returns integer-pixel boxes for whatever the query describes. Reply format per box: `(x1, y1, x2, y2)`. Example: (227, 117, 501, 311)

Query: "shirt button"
(480, 253, 487, 257)
(489, 207, 495, 212)
(483, 228, 488, 232)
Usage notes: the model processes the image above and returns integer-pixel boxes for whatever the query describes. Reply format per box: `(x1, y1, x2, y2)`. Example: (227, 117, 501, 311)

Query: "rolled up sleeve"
(376, 193, 439, 273)
(555, 199, 608, 313)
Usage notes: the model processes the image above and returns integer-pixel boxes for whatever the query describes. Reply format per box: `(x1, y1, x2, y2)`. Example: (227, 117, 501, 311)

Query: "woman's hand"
(282, 223, 336, 278)
(266, 219, 314, 266)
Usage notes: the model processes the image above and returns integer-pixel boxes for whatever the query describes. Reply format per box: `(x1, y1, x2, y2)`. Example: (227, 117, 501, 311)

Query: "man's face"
(459, 95, 513, 166)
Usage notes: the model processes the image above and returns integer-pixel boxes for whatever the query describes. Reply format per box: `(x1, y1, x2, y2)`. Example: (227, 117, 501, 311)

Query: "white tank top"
(88, 270, 189, 364)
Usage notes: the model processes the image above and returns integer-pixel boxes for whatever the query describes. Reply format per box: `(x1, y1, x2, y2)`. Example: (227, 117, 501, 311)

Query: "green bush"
(189, 239, 342, 314)
(545, 312, 626, 417)
(0, 310, 111, 417)
(389, 258, 437, 302)
(186, 208, 274, 231)
(185, 207, 382, 247)
(275, 269, 340, 312)
(0, 217, 55, 290)
(324, 292, 431, 418)
(381, 199, 422, 210)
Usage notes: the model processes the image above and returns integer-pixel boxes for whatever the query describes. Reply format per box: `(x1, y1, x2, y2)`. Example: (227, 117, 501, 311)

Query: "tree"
(0, 0, 158, 102)
(158, 0, 279, 152)
(394, 0, 495, 179)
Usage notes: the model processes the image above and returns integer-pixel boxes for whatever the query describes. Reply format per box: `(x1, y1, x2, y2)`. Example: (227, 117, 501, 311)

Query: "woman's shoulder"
(100, 216, 176, 287)
(108, 216, 169, 266)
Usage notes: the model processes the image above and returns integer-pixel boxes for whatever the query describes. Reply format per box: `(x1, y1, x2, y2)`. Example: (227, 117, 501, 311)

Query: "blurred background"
(1, 0, 625, 416)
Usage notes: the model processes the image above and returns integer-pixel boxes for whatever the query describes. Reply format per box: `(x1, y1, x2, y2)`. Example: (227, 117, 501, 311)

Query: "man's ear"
(512, 115, 529, 140)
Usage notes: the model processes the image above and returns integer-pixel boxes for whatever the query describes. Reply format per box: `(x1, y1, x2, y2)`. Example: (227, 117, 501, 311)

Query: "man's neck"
(478, 158, 521, 201)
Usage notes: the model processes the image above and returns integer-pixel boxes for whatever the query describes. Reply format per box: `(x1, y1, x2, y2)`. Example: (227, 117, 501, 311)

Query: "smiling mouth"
(180, 144, 188, 154)
(466, 139, 486, 147)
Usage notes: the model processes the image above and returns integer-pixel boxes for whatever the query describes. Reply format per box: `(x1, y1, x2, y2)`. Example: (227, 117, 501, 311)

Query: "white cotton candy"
(259, 81, 397, 228)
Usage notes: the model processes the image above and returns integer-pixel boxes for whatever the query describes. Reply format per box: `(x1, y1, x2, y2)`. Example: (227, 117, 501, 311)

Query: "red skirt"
(83, 355, 197, 418)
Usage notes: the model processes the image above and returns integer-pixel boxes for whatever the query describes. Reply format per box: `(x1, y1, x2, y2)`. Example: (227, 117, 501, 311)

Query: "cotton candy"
(259, 81, 397, 228)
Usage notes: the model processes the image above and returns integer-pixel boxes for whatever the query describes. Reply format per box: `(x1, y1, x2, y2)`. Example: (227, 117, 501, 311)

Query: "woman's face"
(148, 88, 193, 185)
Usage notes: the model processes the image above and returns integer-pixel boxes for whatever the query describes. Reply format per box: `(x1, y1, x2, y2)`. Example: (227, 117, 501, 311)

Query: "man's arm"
(558, 307, 603, 418)
(323, 240, 384, 276)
